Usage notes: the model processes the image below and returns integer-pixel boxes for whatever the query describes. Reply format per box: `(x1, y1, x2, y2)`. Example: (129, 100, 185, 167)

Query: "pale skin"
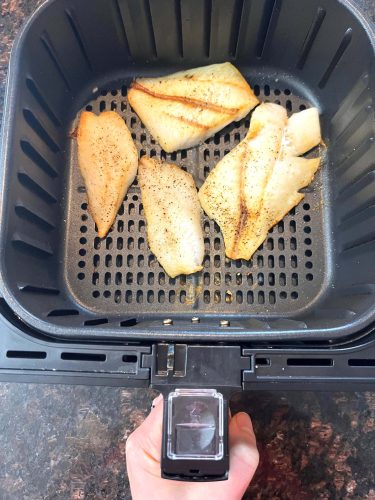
(126, 395, 259, 500)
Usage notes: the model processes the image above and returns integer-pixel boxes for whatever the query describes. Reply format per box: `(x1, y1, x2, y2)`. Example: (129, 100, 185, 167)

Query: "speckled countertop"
(0, 1, 375, 499)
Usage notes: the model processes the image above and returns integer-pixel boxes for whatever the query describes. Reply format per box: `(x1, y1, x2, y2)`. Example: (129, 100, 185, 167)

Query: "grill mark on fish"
(231, 147, 249, 257)
(131, 81, 240, 115)
(163, 111, 210, 130)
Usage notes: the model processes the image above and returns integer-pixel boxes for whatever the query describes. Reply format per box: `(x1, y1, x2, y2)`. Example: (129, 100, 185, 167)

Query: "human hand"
(126, 395, 259, 500)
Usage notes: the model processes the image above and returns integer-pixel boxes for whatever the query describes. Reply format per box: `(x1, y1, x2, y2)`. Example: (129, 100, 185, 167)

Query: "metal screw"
(220, 319, 230, 327)
(191, 317, 200, 324)
(163, 318, 173, 326)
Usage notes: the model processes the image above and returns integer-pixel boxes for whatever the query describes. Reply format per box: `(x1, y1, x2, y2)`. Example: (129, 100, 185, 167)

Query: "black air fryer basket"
(0, 0, 374, 481)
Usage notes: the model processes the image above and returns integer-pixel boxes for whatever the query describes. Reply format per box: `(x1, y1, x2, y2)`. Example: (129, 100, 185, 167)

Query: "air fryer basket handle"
(148, 343, 252, 481)
(160, 388, 230, 481)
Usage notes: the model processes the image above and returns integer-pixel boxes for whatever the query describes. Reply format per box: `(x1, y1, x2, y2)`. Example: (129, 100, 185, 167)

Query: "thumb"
(227, 412, 259, 497)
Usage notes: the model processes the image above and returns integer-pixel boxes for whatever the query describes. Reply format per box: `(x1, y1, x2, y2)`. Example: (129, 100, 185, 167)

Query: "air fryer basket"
(0, 0, 374, 341)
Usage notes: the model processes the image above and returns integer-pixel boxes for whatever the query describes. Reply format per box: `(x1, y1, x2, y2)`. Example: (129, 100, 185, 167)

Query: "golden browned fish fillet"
(138, 156, 204, 278)
(77, 111, 138, 238)
(128, 63, 259, 153)
(199, 104, 321, 260)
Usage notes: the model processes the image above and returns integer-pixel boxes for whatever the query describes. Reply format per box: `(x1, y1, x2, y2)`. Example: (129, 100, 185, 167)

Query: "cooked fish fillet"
(282, 107, 321, 157)
(238, 157, 321, 258)
(199, 103, 287, 259)
(128, 63, 259, 153)
(77, 111, 138, 238)
(138, 156, 204, 278)
(199, 104, 321, 260)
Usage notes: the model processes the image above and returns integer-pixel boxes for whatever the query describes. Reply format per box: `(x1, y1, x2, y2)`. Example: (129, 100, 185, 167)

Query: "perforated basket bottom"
(65, 80, 325, 317)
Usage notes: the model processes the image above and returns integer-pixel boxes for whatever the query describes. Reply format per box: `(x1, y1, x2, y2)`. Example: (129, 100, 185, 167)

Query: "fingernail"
(152, 394, 163, 407)
(236, 412, 253, 433)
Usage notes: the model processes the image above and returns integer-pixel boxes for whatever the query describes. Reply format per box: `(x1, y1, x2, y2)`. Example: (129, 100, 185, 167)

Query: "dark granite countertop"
(0, 1, 375, 499)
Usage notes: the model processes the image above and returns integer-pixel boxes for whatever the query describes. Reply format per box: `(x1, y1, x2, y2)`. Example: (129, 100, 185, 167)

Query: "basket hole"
(304, 226, 311, 234)
(94, 237, 101, 249)
(79, 249, 86, 256)
(303, 215, 311, 222)
(7, 350, 47, 359)
(123, 354, 137, 363)
(147, 291, 154, 303)
(267, 238, 274, 250)
(77, 272, 85, 280)
(280, 291, 287, 299)
(137, 272, 144, 285)
(236, 291, 243, 304)
(291, 255, 298, 268)
(126, 272, 133, 285)
(289, 220, 296, 233)
(80, 237, 87, 245)
(106, 237, 113, 250)
(268, 273, 275, 286)
(291, 291, 298, 300)
(104, 272, 111, 285)
(204, 272, 210, 286)
(247, 291, 254, 304)
(214, 291, 221, 304)
(279, 255, 285, 268)
(92, 291, 100, 298)
(214, 272, 221, 286)
(258, 291, 265, 304)
(125, 291, 132, 303)
(236, 273, 242, 285)
(127, 255, 134, 266)
(306, 273, 314, 281)
(292, 273, 298, 286)
(304, 238, 312, 245)
(117, 237, 124, 250)
(279, 273, 286, 286)
(148, 272, 154, 285)
(138, 255, 144, 267)
(169, 290, 176, 303)
(305, 249, 312, 257)
(269, 291, 276, 304)
(78, 261, 85, 268)
(115, 272, 122, 285)
(62, 352, 106, 360)
(306, 261, 313, 269)
(290, 237, 297, 250)
(103, 290, 111, 298)
(303, 203, 310, 210)
(204, 290, 210, 303)
(138, 237, 145, 250)
(114, 290, 121, 303)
